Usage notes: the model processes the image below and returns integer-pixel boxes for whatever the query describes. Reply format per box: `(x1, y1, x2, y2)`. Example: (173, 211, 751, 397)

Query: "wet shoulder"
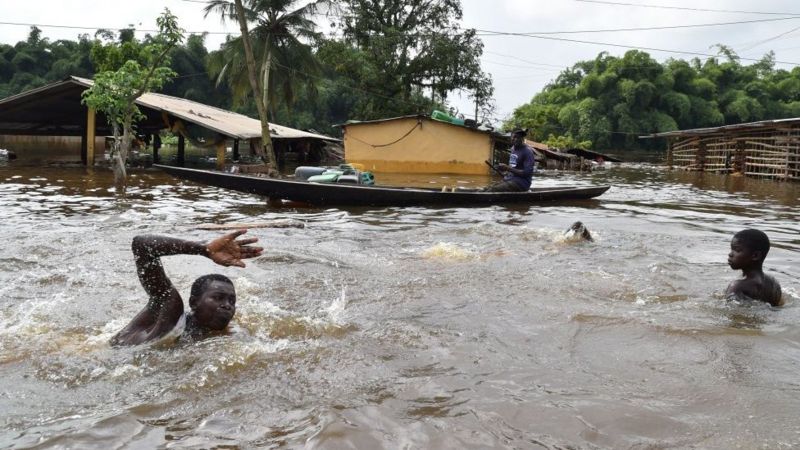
(762, 274, 784, 307)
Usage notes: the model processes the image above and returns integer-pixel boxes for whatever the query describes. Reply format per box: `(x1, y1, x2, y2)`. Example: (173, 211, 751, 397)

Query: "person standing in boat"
(483, 128, 535, 192)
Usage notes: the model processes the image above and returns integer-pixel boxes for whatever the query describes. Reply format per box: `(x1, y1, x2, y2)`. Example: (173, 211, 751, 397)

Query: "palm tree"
(204, 0, 326, 119)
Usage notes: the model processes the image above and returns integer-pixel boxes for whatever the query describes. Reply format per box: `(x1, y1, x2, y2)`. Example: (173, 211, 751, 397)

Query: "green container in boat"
(308, 172, 340, 183)
(360, 171, 375, 185)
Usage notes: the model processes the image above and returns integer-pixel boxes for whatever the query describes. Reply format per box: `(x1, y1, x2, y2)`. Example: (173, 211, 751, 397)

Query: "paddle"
(485, 160, 504, 176)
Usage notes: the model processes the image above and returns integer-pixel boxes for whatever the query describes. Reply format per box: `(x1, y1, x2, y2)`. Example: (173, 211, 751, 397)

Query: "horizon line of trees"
(0, 0, 495, 139)
(2, 4, 799, 152)
(506, 46, 800, 151)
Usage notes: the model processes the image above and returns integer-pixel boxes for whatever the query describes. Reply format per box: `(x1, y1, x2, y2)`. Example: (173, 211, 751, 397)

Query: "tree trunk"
(112, 122, 128, 193)
(233, 0, 278, 176)
(261, 47, 279, 122)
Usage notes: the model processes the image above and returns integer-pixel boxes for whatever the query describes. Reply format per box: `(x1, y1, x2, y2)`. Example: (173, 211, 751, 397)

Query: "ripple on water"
(1, 164, 799, 448)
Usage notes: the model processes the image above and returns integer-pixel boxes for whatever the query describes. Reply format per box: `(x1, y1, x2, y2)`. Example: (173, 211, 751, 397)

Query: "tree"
(163, 33, 230, 108)
(204, 0, 329, 173)
(205, 0, 325, 115)
(335, 0, 493, 119)
(82, 9, 183, 190)
(506, 46, 799, 151)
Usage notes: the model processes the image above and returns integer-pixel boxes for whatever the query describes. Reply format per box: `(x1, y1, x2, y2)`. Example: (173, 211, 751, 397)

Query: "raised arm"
(133, 234, 208, 307)
(111, 230, 262, 346)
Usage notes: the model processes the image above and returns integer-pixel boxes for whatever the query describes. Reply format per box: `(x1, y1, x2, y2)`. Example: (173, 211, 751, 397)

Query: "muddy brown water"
(1, 162, 799, 449)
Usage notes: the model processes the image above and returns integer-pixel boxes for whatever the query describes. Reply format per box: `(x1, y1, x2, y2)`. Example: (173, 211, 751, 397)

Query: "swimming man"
(111, 230, 263, 346)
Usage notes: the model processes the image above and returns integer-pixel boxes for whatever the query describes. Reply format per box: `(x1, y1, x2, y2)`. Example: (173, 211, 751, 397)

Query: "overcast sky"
(2, 0, 799, 125)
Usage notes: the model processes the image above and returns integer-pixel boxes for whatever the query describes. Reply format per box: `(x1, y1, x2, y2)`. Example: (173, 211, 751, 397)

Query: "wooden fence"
(667, 127, 800, 181)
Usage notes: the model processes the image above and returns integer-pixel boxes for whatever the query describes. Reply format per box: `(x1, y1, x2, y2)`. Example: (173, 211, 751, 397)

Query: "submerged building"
(643, 118, 800, 182)
(0, 76, 339, 168)
(340, 115, 510, 175)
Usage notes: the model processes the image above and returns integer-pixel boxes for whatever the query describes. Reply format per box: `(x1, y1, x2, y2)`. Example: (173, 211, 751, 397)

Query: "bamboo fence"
(667, 126, 800, 181)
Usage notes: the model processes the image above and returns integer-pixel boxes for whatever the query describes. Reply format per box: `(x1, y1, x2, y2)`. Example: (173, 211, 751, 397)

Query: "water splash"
(325, 285, 348, 323)
(420, 242, 477, 261)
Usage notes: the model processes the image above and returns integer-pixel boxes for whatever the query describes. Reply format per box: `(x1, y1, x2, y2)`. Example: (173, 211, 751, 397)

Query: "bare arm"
(111, 230, 262, 346)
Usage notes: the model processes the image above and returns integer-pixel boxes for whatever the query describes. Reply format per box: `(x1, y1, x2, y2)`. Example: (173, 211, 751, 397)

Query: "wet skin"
(727, 237, 755, 270)
(110, 230, 262, 346)
(725, 237, 783, 306)
(191, 280, 237, 330)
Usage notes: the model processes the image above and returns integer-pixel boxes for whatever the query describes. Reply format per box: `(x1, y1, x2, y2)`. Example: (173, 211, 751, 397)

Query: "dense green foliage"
(0, 0, 490, 137)
(82, 9, 183, 187)
(507, 49, 800, 151)
(334, 0, 493, 117)
(7, 5, 800, 152)
(203, 0, 325, 117)
(0, 27, 94, 99)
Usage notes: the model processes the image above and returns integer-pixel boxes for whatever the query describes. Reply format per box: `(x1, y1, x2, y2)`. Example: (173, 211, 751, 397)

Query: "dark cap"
(512, 128, 529, 137)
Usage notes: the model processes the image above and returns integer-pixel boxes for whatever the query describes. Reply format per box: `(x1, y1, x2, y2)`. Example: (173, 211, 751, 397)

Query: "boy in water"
(111, 230, 263, 346)
(725, 229, 783, 307)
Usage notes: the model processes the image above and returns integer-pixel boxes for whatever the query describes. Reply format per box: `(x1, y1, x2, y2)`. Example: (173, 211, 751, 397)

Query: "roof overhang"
(0, 76, 340, 142)
(639, 117, 800, 139)
(338, 114, 508, 141)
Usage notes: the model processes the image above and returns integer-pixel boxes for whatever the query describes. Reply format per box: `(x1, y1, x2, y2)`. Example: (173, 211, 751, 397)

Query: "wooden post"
(666, 138, 674, 169)
(177, 134, 185, 166)
(696, 139, 707, 172)
(276, 140, 286, 171)
(81, 108, 96, 166)
(152, 133, 161, 164)
(734, 139, 745, 174)
(216, 140, 226, 170)
(80, 124, 87, 165)
(233, 139, 240, 161)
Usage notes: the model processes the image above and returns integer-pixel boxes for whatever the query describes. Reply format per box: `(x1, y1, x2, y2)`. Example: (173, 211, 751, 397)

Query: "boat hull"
(155, 165, 610, 207)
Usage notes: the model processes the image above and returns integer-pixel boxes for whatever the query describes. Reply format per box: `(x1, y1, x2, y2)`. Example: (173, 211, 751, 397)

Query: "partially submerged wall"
(0, 136, 105, 163)
(344, 118, 493, 174)
(668, 127, 800, 181)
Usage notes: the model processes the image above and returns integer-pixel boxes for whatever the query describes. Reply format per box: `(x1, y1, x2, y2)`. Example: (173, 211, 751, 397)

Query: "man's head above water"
(189, 274, 236, 330)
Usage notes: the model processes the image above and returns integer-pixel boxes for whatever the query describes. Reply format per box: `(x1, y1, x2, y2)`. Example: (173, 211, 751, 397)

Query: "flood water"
(1, 162, 799, 449)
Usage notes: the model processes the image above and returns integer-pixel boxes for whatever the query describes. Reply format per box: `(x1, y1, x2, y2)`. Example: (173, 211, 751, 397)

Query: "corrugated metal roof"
(339, 114, 507, 139)
(639, 117, 800, 139)
(1, 76, 338, 141)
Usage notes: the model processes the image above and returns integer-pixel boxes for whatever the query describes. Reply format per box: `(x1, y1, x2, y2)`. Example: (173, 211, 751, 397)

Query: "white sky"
(2, 0, 800, 124)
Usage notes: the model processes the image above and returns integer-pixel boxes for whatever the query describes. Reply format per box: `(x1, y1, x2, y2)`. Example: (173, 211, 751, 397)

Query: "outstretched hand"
(206, 229, 263, 268)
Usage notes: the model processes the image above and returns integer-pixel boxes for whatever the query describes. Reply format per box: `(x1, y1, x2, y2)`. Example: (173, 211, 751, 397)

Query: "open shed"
(641, 118, 800, 181)
(0, 76, 339, 168)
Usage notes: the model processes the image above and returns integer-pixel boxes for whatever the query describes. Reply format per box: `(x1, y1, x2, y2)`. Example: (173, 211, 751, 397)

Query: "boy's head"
(189, 274, 236, 330)
(728, 229, 770, 270)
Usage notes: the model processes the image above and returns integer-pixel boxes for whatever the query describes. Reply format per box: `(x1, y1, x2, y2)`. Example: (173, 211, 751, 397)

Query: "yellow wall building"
(342, 116, 506, 174)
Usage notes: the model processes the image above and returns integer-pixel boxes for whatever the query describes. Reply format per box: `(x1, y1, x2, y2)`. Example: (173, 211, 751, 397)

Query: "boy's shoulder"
(761, 273, 783, 306)
(726, 272, 783, 306)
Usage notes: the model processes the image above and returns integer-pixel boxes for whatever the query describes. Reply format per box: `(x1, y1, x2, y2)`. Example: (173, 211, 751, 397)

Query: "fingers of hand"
(240, 247, 262, 259)
(225, 229, 248, 240)
(236, 237, 259, 246)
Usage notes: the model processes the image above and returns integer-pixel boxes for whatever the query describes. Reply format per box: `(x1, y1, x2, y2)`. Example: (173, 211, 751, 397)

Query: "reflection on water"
(1, 163, 799, 449)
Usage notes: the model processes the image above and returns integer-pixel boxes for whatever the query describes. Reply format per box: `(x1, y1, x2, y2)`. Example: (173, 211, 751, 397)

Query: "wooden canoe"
(155, 164, 610, 207)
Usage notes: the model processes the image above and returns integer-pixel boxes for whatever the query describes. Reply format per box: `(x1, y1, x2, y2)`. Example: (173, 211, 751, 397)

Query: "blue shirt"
(504, 144, 535, 190)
